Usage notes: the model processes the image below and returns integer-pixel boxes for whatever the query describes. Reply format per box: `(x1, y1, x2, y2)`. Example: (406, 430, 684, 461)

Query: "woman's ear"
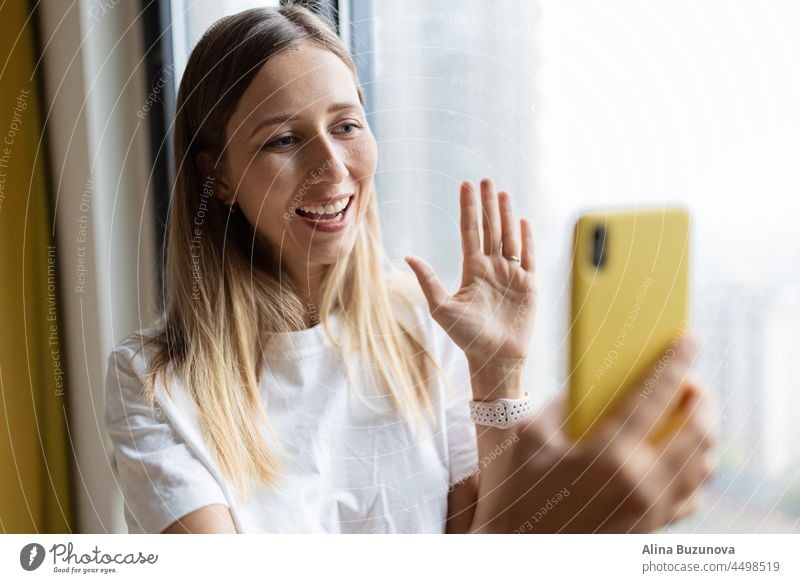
(196, 151, 233, 204)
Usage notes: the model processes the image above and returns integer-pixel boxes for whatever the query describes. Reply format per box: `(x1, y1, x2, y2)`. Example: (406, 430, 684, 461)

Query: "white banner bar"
(2, 534, 797, 582)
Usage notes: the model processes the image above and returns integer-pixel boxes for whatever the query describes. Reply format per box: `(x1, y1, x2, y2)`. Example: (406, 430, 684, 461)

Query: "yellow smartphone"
(566, 207, 691, 442)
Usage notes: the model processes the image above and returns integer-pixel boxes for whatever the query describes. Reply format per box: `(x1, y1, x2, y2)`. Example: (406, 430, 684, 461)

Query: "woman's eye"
(334, 122, 360, 135)
(261, 122, 361, 150)
(264, 136, 296, 149)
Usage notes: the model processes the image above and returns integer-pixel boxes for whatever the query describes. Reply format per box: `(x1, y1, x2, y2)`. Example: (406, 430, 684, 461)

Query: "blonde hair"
(133, 4, 445, 501)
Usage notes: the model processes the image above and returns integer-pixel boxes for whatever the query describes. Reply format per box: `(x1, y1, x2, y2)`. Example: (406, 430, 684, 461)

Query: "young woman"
(104, 5, 716, 534)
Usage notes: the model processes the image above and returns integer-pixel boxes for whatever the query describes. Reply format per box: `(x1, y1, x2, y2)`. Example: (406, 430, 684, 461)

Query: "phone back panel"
(567, 208, 690, 441)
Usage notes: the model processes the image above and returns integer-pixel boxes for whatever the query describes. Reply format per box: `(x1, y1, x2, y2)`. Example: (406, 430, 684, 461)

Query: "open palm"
(405, 178, 537, 364)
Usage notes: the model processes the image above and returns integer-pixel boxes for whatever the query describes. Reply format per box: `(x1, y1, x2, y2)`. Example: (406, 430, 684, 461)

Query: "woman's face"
(217, 43, 378, 286)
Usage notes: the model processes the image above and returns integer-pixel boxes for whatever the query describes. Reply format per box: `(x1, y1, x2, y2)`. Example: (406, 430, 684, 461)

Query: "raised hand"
(404, 178, 537, 366)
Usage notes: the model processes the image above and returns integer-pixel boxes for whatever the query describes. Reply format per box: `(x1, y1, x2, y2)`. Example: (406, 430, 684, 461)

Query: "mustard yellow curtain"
(0, 0, 73, 533)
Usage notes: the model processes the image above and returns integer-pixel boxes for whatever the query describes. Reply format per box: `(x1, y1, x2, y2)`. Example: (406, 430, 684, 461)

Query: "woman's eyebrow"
(249, 101, 360, 138)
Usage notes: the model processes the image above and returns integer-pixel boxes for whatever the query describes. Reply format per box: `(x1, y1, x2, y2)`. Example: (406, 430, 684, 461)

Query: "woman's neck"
(281, 261, 326, 329)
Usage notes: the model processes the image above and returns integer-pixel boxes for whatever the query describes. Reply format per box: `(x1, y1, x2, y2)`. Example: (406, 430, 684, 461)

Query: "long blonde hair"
(134, 4, 444, 501)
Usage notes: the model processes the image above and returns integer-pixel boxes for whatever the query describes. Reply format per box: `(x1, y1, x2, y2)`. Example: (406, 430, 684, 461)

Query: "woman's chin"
(290, 240, 357, 270)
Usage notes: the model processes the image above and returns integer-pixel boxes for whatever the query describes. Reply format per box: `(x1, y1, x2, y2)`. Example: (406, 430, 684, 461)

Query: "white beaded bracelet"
(469, 392, 534, 429)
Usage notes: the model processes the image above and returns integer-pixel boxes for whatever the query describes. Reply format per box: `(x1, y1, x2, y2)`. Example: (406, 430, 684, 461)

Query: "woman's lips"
(294, 193, 355, 234)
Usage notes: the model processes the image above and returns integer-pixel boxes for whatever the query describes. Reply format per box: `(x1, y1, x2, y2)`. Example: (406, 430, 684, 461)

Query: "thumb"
(404, 255, 449, 313)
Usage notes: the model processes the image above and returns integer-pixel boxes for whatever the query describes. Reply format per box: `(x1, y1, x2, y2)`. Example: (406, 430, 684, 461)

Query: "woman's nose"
(308, 134, 349, 184)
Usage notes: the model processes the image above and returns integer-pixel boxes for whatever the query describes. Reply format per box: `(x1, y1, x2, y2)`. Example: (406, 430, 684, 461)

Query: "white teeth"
(298, 195, 350, 215)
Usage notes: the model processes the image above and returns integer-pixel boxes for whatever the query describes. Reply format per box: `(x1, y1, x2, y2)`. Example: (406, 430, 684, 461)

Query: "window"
(352, 0, 800, 532)
(349, 0, 537, 288)
(171, 0, 281, 82)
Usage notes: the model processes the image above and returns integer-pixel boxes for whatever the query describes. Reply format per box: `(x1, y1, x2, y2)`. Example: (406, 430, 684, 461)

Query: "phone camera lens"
(592, 225, 607, 268)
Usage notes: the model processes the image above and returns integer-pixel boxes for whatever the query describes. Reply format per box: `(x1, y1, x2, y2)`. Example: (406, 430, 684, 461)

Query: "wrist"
(467, 356, 526, 401)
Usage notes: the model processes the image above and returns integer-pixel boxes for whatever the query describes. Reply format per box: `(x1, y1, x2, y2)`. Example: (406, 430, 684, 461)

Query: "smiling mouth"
(295, 194, 354, 222)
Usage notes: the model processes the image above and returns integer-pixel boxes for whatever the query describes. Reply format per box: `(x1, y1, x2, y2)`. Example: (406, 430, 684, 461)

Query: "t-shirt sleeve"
(440, 336, 480, 485)
(104, 345, 230, 534)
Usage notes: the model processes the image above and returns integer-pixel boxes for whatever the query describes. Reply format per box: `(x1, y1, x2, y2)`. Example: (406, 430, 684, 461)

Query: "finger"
(673, 448, 716, 506)
(609, 334, 699, 441)
(663, 443, 715, 523)
(657, 391, 717, 503)
(481, 177, 502, 255)
(404, 255, 450, 314)
(520, 218, 535, 273)
(460, 181, 481, 258)
(692, 383, 720, 450)
(639, 340, 703, 440)
(668, 379, 719, 450)
(646, 375, 708, 444)
(498, 191, 520, 260)
(658, 384, 718, 460)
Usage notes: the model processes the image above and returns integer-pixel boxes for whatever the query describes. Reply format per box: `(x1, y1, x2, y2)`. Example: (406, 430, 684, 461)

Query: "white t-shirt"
(104, 296, 479, 533)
